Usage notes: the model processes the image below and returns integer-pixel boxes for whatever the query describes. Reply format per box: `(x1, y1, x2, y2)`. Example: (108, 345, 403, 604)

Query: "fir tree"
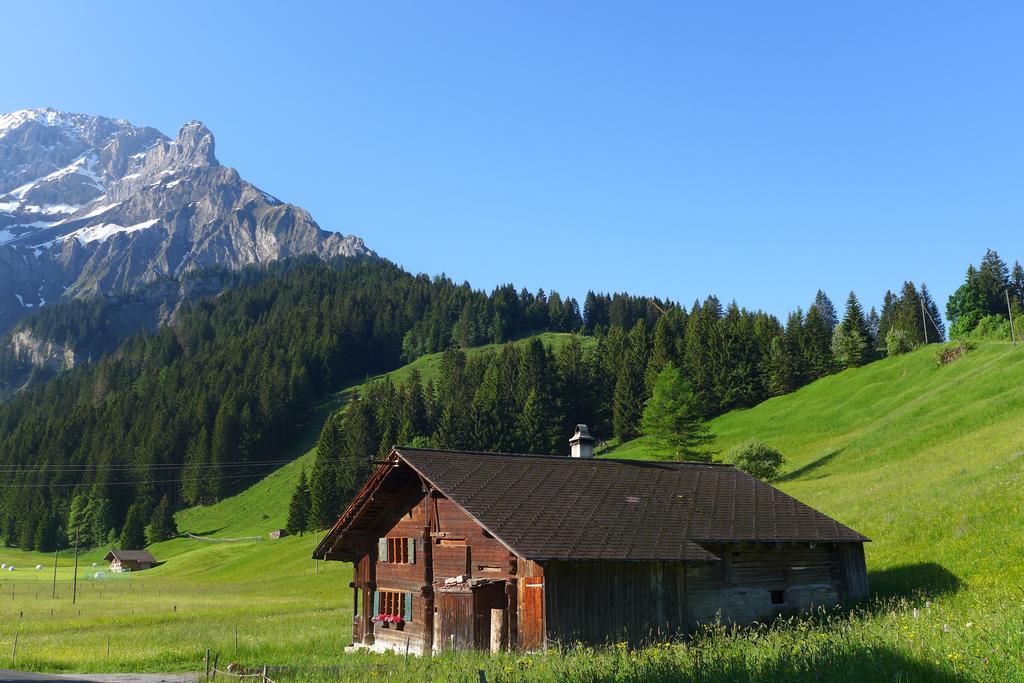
(309, 415, 343, 530)
(877, 290, 898, 351)
(895, 282, 925, 346)
(286, 469, 312, 536)
(517, 388, 560, 455)
(866, 307, 880, 346)
(766, 336, 795, 396)
(802, 305, 834, 379)
(1012, 261, 1024, 304)
(612, 320, 648, 441)
(920, 283, 945, 342)
(119, 503, 147, 550)
(147, 494, 178, 543)
(814, 290, 839, 332)
(640, 362, 714, 461)
(556, 335, 596, 436)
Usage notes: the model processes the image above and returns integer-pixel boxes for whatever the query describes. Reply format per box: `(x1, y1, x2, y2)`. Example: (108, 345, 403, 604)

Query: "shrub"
(728, 439, 785, 481)
(966, 314, 1011, 341)
(885, 327, 915, 356)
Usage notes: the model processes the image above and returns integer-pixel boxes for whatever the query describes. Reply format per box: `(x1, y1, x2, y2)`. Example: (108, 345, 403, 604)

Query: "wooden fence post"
(11, 630, 18, 666)
(211, 652, 219, 679)
(204, 648, 210, 680)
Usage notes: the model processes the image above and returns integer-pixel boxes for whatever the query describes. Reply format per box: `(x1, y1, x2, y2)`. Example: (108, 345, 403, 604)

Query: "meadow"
(0, 340, 1020, 680)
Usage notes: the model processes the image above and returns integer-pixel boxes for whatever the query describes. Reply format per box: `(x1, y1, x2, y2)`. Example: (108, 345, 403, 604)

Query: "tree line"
(295, 281, 944, 531)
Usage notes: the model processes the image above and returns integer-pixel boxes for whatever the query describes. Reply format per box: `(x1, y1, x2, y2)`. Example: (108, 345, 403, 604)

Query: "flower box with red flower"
(372, 613, 405, 630)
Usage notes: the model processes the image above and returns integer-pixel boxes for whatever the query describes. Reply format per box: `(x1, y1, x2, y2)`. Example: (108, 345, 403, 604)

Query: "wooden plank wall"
(544, 560, 689, 647)
(837, 543, 869, 600)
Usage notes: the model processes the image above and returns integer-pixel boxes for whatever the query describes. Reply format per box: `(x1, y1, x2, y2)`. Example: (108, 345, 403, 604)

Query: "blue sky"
(4, 2, 1022, 319)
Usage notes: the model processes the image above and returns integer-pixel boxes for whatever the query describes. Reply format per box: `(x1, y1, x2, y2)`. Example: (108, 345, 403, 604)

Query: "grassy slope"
(0, 333, 589, 674)
(607, 342, 1024, 590)
(3, 337, 1023, 680)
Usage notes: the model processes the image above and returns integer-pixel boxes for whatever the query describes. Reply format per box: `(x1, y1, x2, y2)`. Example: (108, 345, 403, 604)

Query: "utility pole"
(1008, 290, 1017, 345)
(72, 528, 80, 605)
(920, 298, 929, 344)
(51, 549, 58, 599)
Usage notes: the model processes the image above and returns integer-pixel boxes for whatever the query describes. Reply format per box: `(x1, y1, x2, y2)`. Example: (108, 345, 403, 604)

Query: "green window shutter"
(378, 537, 388, 562)
(407, 537, 416, 564)
(373, 590, 380, 616)
(404, 591, 413, 621)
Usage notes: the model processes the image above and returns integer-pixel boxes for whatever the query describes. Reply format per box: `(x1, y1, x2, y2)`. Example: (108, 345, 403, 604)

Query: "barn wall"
(544, 560, 691, 647)
(837, 543, 869, 600)
(687, 543, 845, 627)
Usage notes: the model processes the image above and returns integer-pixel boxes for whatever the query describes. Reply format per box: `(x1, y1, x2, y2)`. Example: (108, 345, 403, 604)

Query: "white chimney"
(569, 424, 595, 459)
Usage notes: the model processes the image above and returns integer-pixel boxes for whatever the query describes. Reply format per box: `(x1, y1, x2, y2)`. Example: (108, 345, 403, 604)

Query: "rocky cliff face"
(0, 108, 373, 334)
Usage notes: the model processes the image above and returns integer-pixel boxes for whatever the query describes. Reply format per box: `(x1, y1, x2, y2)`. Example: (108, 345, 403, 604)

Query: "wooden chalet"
(103, 549, 156, 572)
(313, 428, 869, 654)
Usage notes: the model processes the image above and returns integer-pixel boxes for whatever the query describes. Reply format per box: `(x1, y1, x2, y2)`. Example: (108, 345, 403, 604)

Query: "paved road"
(0, 672, 195, 683)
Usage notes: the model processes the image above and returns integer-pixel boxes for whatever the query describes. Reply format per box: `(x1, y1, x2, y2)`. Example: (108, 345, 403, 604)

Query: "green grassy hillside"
(608, 342, 1024, 593)
(1, 338, 1022, 680)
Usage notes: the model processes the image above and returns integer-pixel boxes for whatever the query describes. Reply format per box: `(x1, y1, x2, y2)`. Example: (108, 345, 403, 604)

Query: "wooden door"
(520, 577, 544, 651)
(438, 590, 474, 651)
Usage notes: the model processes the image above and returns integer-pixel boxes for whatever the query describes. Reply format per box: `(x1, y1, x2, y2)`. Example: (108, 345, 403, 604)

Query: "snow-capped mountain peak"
(0, 109, 373, 333)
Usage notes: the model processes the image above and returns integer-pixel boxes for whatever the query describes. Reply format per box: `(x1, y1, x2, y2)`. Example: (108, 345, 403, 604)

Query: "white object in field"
(91, 562, 97, 567)
(2, 563, 6, 569)
(35, 564, 42, 570)
(8, 566, 14, 571)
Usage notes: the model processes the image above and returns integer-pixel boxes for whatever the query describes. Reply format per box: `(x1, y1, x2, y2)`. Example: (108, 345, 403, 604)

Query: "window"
(770, 590, 786, 605)
(377, 537, 416, 564)
(373, 589, 413, 621)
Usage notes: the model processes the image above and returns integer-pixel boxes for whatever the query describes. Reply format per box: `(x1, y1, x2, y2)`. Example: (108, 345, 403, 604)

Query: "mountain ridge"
(0, 108, 373, 334)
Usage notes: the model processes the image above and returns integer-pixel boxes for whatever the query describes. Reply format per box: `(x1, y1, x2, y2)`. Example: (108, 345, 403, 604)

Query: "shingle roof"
(104, 549, 156, 563)
(399, 448, 867, 558)
(314, 447, 868, 563)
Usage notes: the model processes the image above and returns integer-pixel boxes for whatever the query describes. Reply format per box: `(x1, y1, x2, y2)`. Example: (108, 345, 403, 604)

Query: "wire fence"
(187, 533, 265, 543)
(205, 649, 276, 682)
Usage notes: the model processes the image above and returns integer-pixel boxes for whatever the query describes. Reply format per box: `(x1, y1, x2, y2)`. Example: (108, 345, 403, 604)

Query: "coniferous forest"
(3, 248, 1019, 551)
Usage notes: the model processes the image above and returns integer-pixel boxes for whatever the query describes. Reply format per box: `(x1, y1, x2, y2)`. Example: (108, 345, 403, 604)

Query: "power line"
(0, 473, 272, 489)
(0, 459, 296, 474)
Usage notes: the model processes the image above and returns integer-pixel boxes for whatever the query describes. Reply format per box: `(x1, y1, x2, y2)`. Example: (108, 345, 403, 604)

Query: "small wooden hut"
(103, 549, 156, 572)
(313, 438, 868, 655)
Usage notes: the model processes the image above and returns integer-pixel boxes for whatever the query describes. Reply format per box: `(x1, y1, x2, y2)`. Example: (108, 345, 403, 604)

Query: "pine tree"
(645, 310, 682, 393)
(895, 282, 925, 346)
(208, 396, 241, 503)
(337, 397, 375, 507)
(34, 513, 63, 553)
(556, 335, 596, 437)
(802, 305, 834, 379)
(147, 494, 178, 543)
(814, 290, 839, 332)
(920, 283, 945, 342)
(866, 307, 880, 346)
(766, 336, 795, 396)
(833, 292, 870, 368)
(67, 494, 90, 547)
(181, 428, 210, 506)
(1012, 261, 1024, 304)
(877, 291, 898, 351)
(86, 495, 114, 549)
(309, 415, 343, 530)
(517, 388, 560, 455)
(612, 320, 648, 441)
(640, 362, 714, 461)
(978, 249, 1010, 311)
(286, 469, 312, 536)
(119, 503, 147, 550)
